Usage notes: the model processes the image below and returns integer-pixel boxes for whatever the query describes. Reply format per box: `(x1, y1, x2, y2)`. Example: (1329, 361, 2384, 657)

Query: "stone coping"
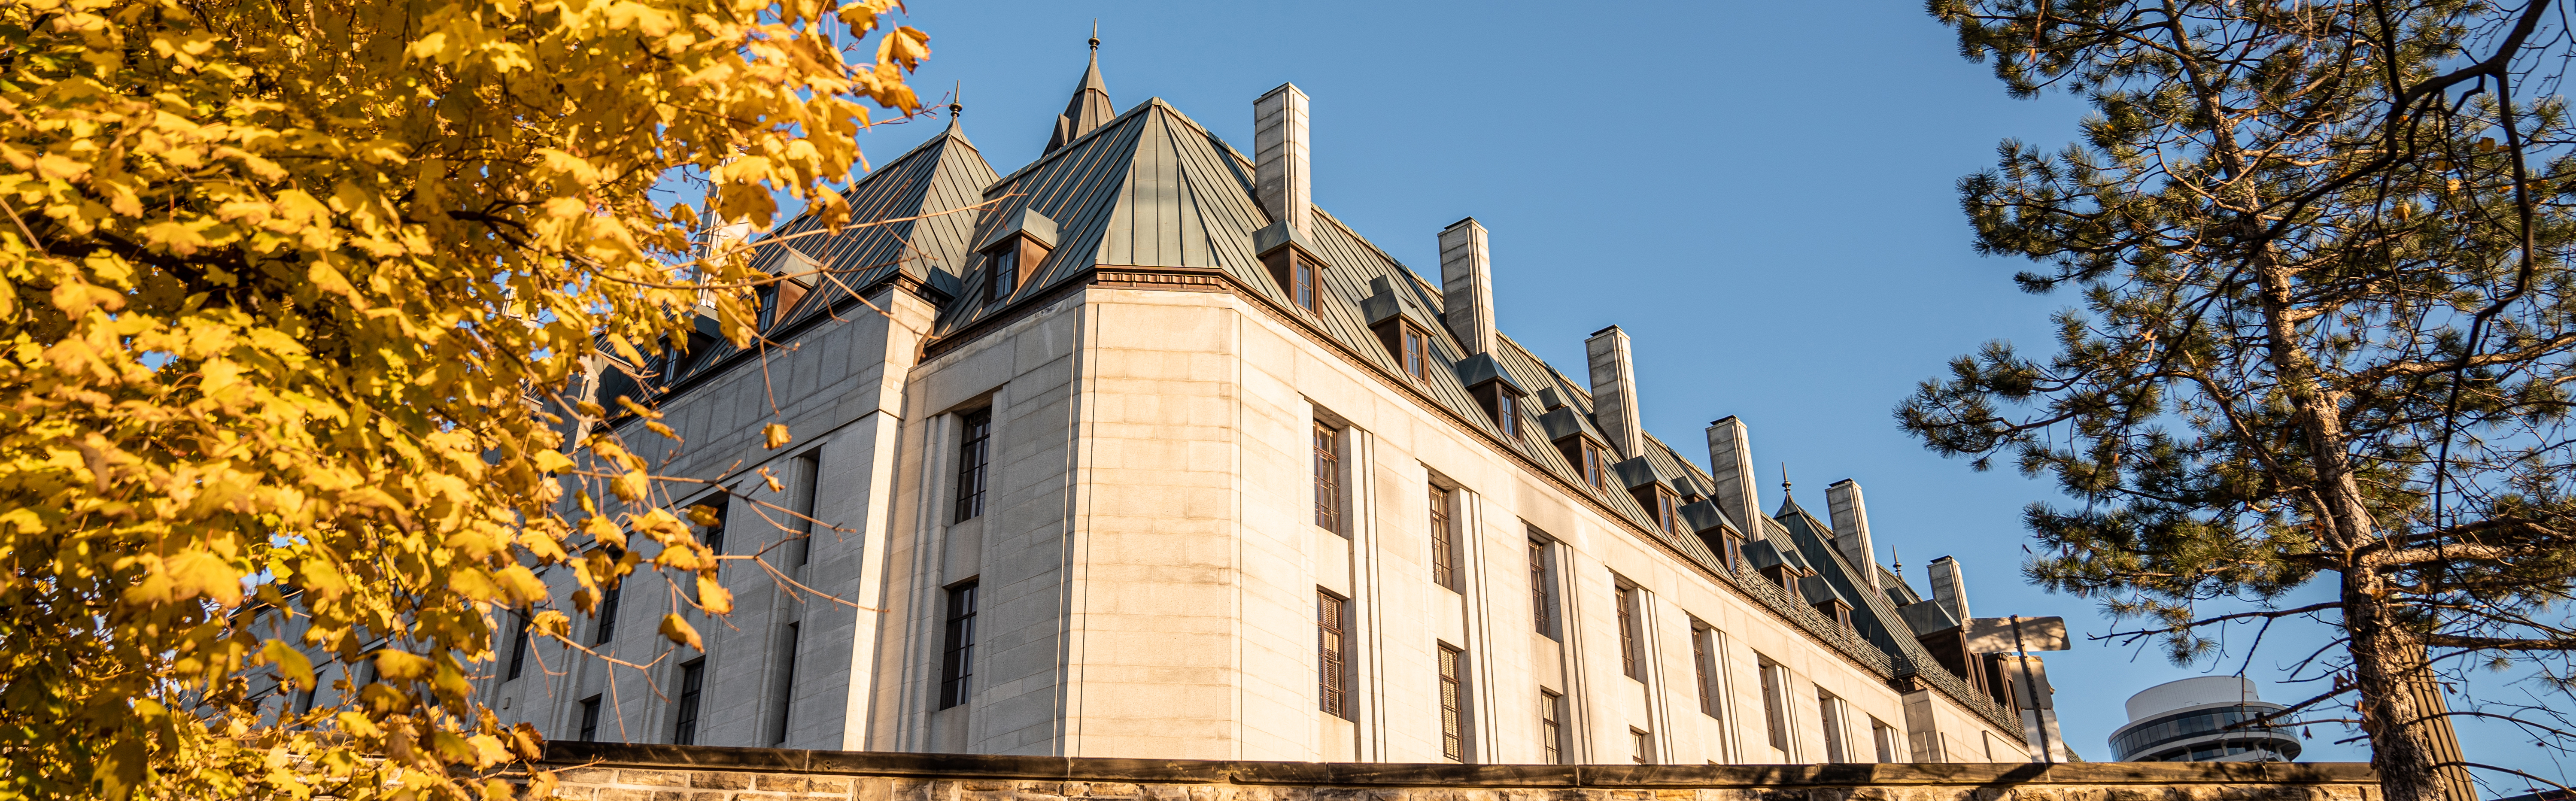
(542, 743, 2376, 789)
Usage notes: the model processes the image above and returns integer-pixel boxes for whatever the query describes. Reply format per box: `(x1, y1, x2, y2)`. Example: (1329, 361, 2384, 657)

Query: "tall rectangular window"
(989, 249, 1018, 303)
(694, 494, 729, 555)
(1691, 622, 1719, 718)
(1630, 727, 1654, 765)
(791, 450, 820, 566)
(1317, 590, 1350, 719)
(938, 581, 978, 709)
(1818, 689, 1848, 763)
(1292, 260, 1318, 312)
(953, 409, 993, 523)
(1581, 444, 1606, 490)
(1539, 689, 1567, 764)
(1437, 644, 1467, 762)
(577, 695, 603, 742)
(1758, 655, 1790, 752)
(1401, 326, 1429, 381)
(506, 613, 530, 680)
(594, 579, 623, 645)
(1871, 717, 1900, 763)
(1653, 490, 1679, 535)
(1528, 539, 1557, 639)
(1312, 423, 1342, 533)
(770, 622, 800, 746)
(1614, 580, 1643, 680)
(1428, 485, 1457, 590)
(672, 658, 706, 745)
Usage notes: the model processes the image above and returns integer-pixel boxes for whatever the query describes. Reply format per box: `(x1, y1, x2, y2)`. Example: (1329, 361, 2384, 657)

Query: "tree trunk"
(2345, 583, 2476, 801)
(2252, 247, 2473, 801)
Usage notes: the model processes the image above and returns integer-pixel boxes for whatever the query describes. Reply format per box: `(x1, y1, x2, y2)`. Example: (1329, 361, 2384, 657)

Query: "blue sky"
(827, 0, 2567, 784)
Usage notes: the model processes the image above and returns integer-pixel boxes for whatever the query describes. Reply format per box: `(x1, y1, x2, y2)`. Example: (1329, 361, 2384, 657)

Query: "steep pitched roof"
(1045, 47, 1116, 153)
(757, 119, 996, 328)
(632, 120, 996, 396)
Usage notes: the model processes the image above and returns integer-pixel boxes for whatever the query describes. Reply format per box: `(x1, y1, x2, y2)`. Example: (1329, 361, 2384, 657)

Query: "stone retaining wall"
(538, 743, 2379, 801)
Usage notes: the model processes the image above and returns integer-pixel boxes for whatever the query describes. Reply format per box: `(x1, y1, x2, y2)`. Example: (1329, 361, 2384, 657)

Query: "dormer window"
(975, 209, 1059, 306)
(1577, 441, 1607, 490)
(1761, 564, 1798, 595)
(1649, 488, 1681, 534)
(1458, 354, 1526, 441)
(1257, 222, 1329, 315)
(1401, 326, 1428, 380)
(1371, 318, 1434, 383)
(983, 236, 1050, 305)
(990, 247, 1018, 302)
(1290, 258, 1320, 312)
(1818, 599, 1854, 633)
(1722, 529, 1745, 571)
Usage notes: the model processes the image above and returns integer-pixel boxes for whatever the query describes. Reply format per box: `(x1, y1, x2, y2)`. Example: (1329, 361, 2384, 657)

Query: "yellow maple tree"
(0, 0, 926, 797)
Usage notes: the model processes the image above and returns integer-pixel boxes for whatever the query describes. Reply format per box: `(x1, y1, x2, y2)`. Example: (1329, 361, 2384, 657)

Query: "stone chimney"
(1825, 479, 1879, 592)
(1705, 416, 1762, 535)
(1254, 84, 1312, 238)
(1928, 555, 1969, 623)
(1584, 325, 1643, 459)
(1438, 218, 1496, 356)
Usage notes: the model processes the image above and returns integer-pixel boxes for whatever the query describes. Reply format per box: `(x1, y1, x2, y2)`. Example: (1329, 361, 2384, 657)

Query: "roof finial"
(1089, 19, 1100, 51)
(948, 80, 963, 120)
(1893, 549, 1904, 581)
(1780, 462, 1792, 498)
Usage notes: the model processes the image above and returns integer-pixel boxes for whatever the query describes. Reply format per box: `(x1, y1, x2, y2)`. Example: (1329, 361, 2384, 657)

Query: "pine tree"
(1908, 2, 2576, 798)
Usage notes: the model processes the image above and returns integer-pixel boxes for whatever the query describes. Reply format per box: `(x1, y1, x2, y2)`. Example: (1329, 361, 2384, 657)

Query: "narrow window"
(1758, 655, 1789, 751)
(1312, 423, 1342, 533)
(1614, 580, 1643, 680)
(791, 450, 821, 566)
(770, 622, 800, 746)
(1582, 444, 1606, 490)
(1496, 395, 1518, 440)
(577, 695, 603, 742)
(1428, 484, 1457, 590)
(694, 494, 728, 555)
(672, 658, 706, 745)
(1528, 539, 1558, 640)
(1691, 622, 1719, 718)
(1292, 259, 1318, 312)
(1655, 490, 1680, 535)
(1630, 727, 1654, 764)
(1318, 590, 1351, 719)
(1437, 644, 1467, 762)
(989, 248, 1018, 303)
(938, 581, 979, 708)
(506, 612, 530, 680)
(953, 409, 993, 523)
(1539, 689, 1567, 764)
(1819, 689, 1848, 763)
(1722, 529, 1745, 572)
(1402, 326, 1429, 381)
(594, 579, 623, 645)
(1871, 718, 1900, 763)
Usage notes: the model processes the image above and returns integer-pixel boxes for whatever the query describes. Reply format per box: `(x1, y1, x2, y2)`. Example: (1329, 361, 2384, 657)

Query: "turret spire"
(1045, 25, 1116, 153)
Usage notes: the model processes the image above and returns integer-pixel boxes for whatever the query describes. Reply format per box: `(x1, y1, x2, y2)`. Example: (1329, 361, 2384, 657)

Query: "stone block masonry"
(537, 743, 2378, 801)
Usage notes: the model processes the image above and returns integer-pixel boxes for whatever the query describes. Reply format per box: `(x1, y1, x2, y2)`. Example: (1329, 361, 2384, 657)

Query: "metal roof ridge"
(983, 97, 1163, 190)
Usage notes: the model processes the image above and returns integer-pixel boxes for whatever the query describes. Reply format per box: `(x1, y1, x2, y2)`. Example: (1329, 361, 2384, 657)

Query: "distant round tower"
(2108, 676, 2303, 762)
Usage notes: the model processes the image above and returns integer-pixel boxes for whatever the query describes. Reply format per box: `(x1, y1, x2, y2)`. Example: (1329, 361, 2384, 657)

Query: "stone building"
(470, 49, 2066, 766)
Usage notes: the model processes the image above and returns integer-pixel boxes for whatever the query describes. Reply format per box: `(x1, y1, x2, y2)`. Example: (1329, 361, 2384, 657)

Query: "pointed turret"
(1045, 31, 1116, 153)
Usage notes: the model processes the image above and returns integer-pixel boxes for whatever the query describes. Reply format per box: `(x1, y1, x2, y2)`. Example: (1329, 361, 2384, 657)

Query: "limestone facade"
(456, 58, 2064, 767)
